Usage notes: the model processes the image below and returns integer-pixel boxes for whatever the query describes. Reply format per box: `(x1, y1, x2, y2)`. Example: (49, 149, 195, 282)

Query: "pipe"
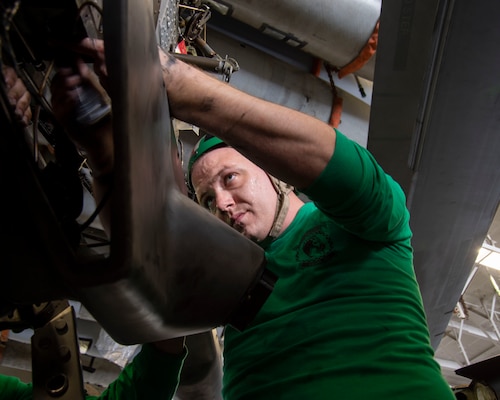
(457, 319, 471, 365)
(214, 0, 381, 81)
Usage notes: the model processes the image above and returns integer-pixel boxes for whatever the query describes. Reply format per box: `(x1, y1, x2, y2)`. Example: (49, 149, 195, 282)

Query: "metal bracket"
(31, 303, 85, 400)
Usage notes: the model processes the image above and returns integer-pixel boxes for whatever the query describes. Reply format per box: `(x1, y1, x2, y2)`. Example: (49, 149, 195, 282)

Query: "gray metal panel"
(368, 0, 439, 191)
(368, 0, 500, 349)
(76, 0, 272, 344)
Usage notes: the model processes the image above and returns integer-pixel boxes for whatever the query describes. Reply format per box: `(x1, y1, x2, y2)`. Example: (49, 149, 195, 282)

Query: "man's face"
(191, 147, 277, 242)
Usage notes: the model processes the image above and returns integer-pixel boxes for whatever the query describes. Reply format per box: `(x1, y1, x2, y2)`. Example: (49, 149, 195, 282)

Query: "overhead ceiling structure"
(435, 220, 500, 387)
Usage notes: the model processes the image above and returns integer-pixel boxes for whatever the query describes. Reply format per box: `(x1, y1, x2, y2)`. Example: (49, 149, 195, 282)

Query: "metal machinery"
(0, 0, 277, 398)
(2, 0, 500, 399)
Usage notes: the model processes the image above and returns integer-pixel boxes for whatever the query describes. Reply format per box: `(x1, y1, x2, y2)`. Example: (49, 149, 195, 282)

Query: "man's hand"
(50, 56, 114, 233)
(50, 65, 85, 130)
(3, 65, 32, 126)
(72, 38, 108, 90)
(50, 59, 112, 153)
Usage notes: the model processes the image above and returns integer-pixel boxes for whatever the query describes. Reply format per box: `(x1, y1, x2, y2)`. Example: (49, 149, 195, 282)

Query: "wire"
(32, 104, 40, 163)
(354, 74, 367, 98)
(80, 229, 110, 248)
(1, 0, 22, 77)
(78, 183, 112, 232)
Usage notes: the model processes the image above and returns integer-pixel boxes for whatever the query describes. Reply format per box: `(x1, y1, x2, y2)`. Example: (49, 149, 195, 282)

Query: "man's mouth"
(230, 212, 246, 229)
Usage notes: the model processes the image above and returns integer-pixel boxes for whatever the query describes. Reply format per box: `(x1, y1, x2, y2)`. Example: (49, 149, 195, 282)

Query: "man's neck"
(280, 193, 305, 233)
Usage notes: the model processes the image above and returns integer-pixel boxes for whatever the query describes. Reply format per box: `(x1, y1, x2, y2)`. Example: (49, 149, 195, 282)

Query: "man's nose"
(214, 190, 234, 214)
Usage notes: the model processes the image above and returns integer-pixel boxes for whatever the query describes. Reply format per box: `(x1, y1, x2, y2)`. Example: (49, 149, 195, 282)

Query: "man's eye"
(225, 173, 235, 185)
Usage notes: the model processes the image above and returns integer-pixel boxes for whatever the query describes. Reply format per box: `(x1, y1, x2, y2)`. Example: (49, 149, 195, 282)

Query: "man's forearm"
(159, 50, 336, 189)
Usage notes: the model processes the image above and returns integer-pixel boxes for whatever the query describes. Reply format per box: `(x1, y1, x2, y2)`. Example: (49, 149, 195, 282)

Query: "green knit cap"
(187, 134, 227, 191)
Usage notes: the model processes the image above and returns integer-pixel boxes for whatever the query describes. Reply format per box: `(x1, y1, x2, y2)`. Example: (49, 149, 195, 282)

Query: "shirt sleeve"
(302, 130, 411, 242)
(0, 374, 33, 400)
(95, 343, 187, 400)
(0, 344, 186, 400)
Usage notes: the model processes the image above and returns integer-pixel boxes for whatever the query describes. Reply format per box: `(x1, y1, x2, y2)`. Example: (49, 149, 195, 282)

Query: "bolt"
(58, 345, 71, 363)
(54, 319, 68, 335)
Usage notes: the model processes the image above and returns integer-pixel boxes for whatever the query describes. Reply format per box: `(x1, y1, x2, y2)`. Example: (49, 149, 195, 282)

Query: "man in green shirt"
(48, 38, 456, 399)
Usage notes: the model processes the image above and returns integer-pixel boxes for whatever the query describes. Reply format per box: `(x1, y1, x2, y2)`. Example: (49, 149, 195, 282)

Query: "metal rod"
(457, 319, 471, 365)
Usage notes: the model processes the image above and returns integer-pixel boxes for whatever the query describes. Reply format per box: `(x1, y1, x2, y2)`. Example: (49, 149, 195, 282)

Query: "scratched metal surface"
(75, 0, 270, 345)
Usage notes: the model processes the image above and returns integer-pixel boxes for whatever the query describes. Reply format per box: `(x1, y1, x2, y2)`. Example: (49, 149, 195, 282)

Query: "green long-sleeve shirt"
(0, 343, 186, 400)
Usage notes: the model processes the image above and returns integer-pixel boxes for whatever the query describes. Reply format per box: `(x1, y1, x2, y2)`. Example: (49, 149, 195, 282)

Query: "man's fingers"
(49, 37, 104, 58)
(75, 57, 93, 80)
(50, 72, 79, 123)
(77, 38, 108, 79)
(2, 66, 32, 126)
(3, 65, 17, 88)
(76, 37, 105, 55)
(51, 69, 83, 92)
(48, 38, 107, 80)
(15, 91, 31, 119)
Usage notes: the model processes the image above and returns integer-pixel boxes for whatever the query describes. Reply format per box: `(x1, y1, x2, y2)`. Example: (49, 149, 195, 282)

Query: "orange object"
(0, 330, 8, 363)
(0, 329, 8, 343)
(338, 21, 379, 79)
(312, 57, 323, 77)
(329, 96, 343, 128)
